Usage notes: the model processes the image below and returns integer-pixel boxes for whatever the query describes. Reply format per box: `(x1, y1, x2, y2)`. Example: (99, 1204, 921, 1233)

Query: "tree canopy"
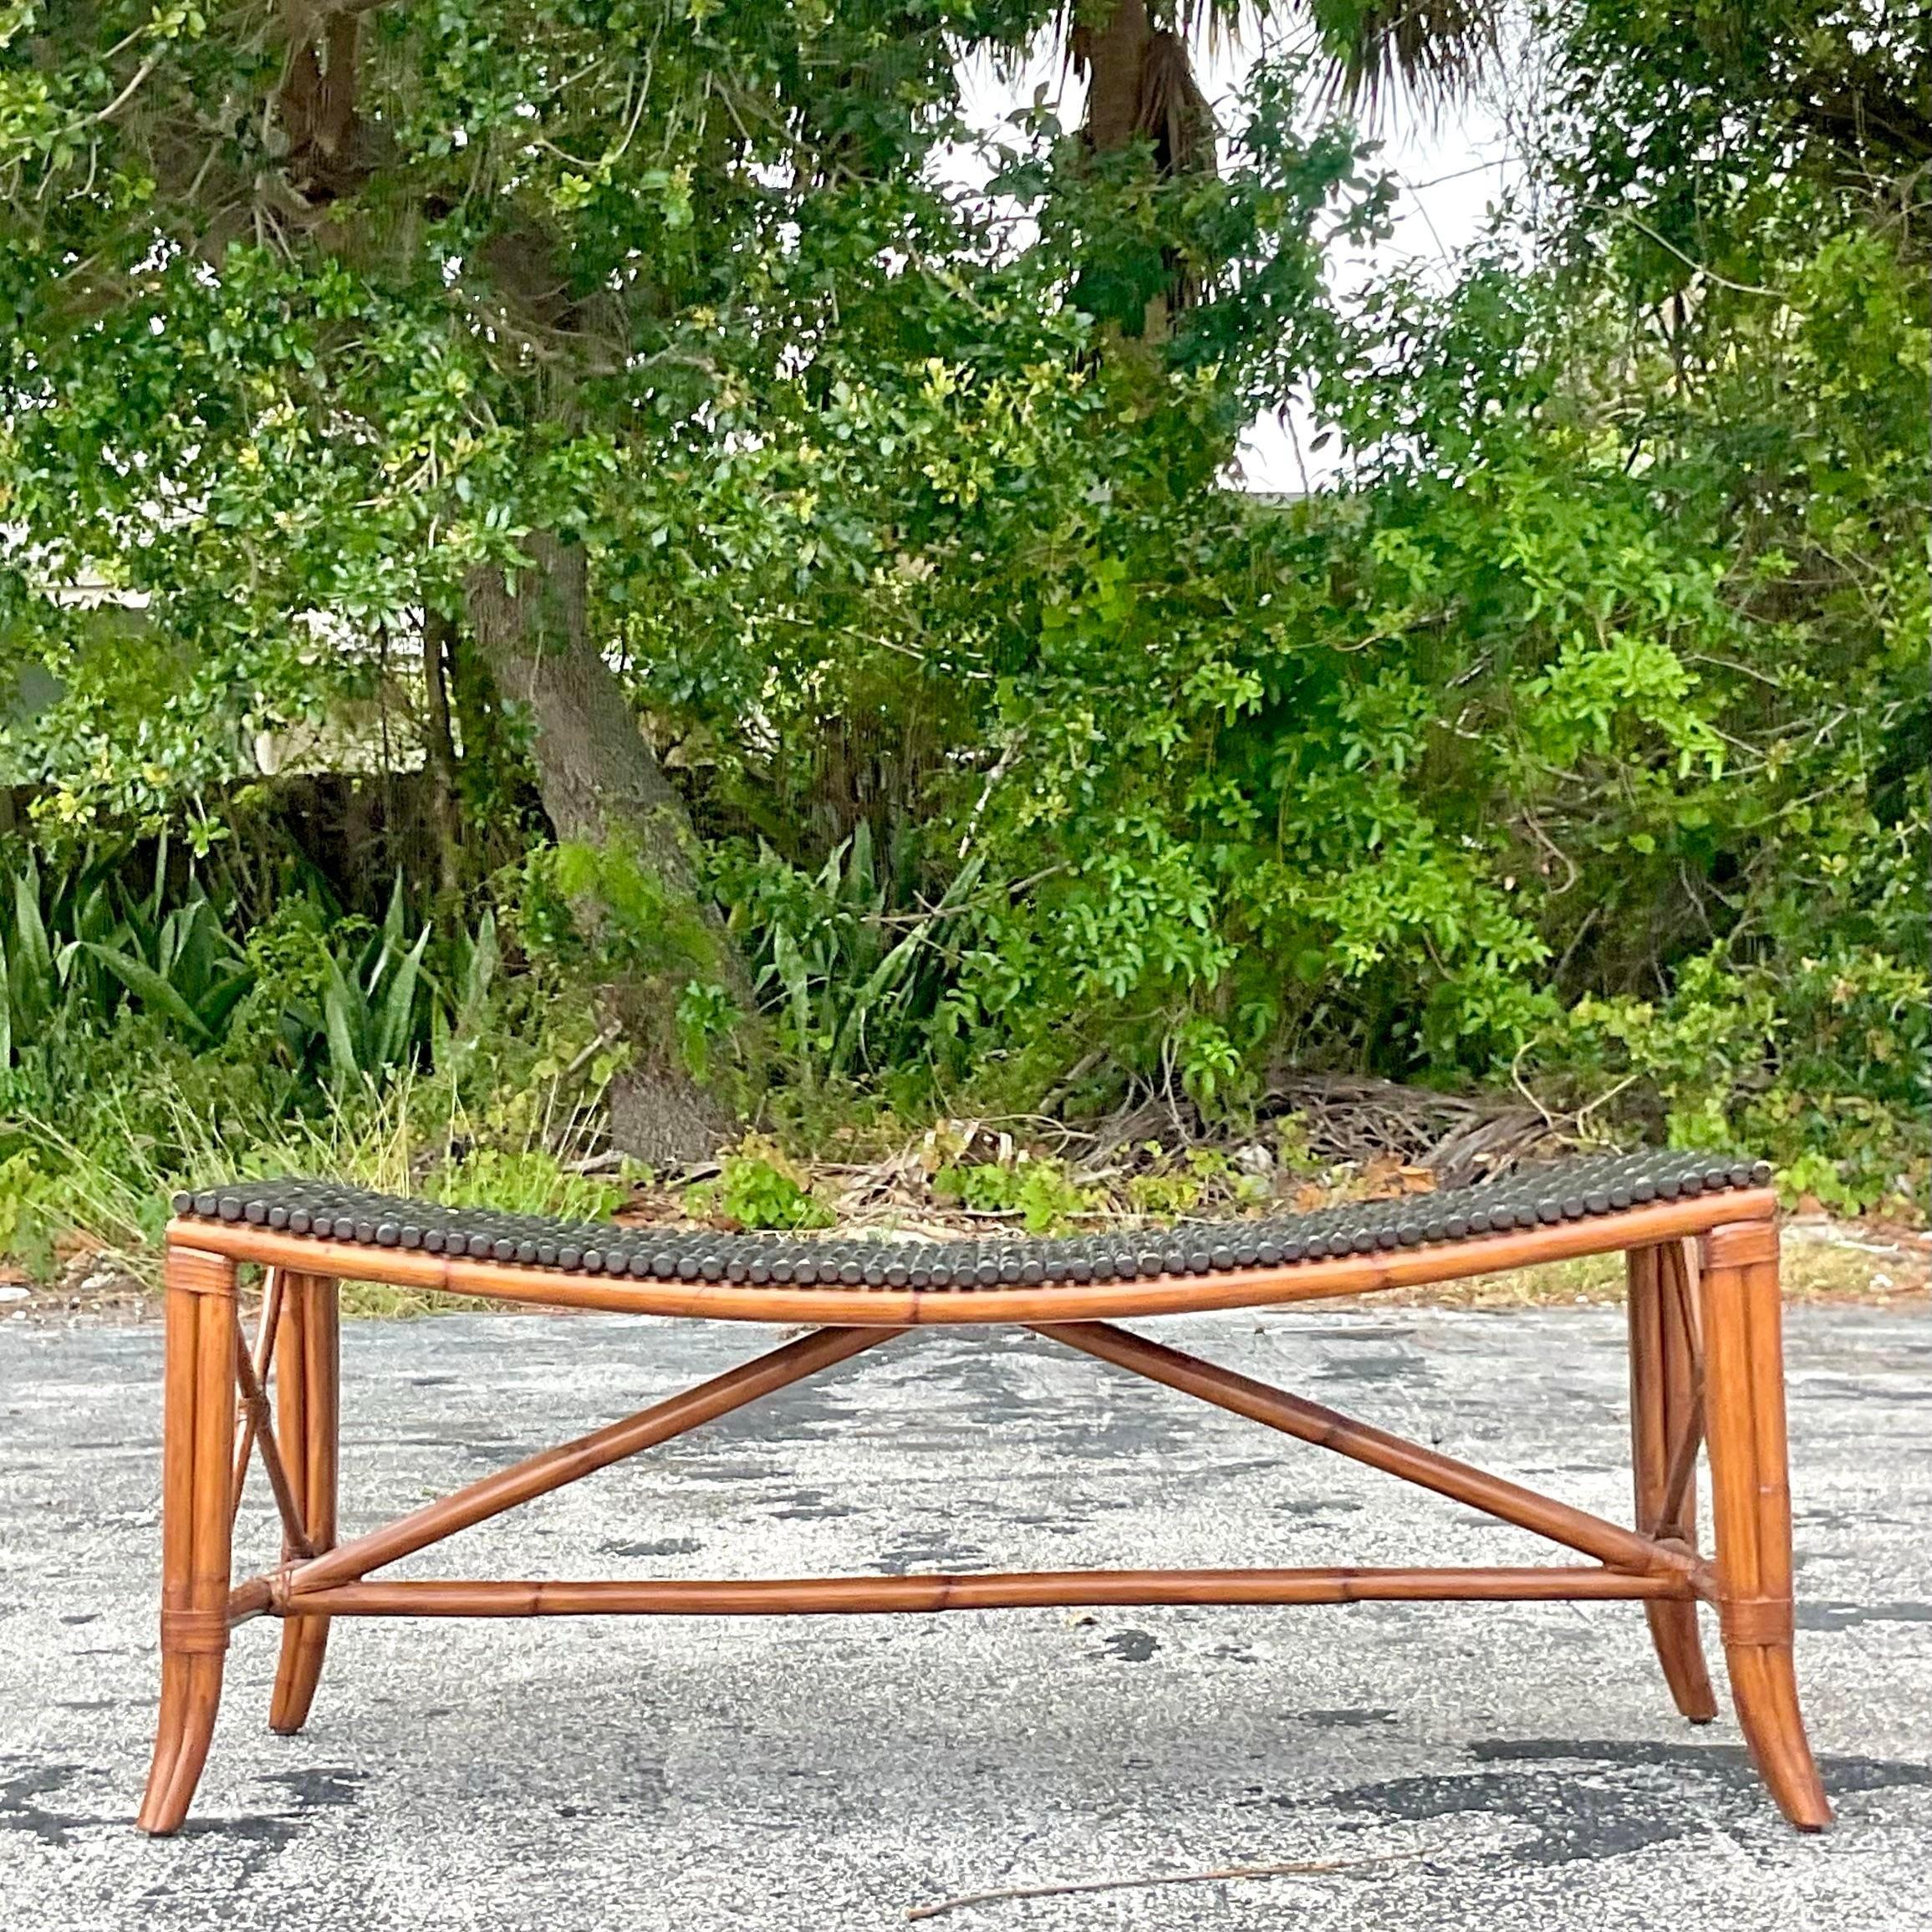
(0, 0, 1924, 1252)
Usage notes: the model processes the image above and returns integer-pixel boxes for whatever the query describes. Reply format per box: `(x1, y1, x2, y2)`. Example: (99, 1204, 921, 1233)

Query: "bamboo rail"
(1654, 1241, 1706, 1542)
(1627, 1238, 1718, 1723)
(262, 1323, 892, 1608)
(227, 1269, 283, 1517)
(277, 1568, 1690, 1618)
(269, 1271, 338, 1734)
(1701, 1221, 1832, 1827)
(229, 1309, 314, 1559)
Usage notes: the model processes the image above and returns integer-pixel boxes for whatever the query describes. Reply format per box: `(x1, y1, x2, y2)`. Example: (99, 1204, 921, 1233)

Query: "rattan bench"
(138, 1150, 1832, 1834)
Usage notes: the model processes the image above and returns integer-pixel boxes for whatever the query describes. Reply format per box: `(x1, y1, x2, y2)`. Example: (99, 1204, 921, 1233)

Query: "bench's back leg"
(270, 1272, 339, 1735)
(1627, 1240, 1718, 1721)
(137, 1245, 237, 1835)
(1701, 1220, 1832, 1830)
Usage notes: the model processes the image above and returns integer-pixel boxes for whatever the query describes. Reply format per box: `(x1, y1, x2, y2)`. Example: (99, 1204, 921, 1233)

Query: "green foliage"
(0, 856, 59, 1065)
(0, 0, 1922, 1239)
(1544, 947, 1929, 1215)
(1123, 1147, 1272, 1221)
(0, 1051, 640, 1279)
(686, 1139, 833, 1231)
(426, 1145, 630, 1225)
(0, 1146, 33, 1253)
(931, 1156, 1099, 1234)
(514, 836, 742, 1087)
(0, 840, 512, 1093)
(714, 823, 958, 1097)
(0, 837, 563, 1275)
(317, 889, 432, 1088)
(542, 841, 721, 985)
(1, 842, 254, 1064)
(77, 899, 254, 1048)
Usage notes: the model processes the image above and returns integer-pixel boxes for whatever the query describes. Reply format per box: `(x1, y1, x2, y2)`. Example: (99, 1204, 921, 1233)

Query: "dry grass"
(332, 1281, 502, 1320)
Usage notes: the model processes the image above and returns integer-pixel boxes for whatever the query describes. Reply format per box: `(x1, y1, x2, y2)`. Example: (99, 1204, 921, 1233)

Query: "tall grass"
(3, 1068, 635, 1292)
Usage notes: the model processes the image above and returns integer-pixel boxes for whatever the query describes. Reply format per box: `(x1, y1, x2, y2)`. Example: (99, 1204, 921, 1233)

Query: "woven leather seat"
(172, 1150, 1771, 1291)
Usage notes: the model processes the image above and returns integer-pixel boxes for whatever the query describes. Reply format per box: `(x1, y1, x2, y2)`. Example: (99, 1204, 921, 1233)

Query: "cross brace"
(226, 1318, 1706, 1627)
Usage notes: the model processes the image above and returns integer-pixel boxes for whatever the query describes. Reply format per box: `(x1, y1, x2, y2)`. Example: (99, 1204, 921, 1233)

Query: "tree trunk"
(1080, 0, 1156, 155)
(420, 608, 465, 899)
(1071, 1, 1216, 339)
(465, 532, 751, 1164)
(1076, 0, 1213, 171)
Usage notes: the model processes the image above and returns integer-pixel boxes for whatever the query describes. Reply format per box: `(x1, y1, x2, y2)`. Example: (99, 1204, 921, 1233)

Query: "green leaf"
(373, 922, 431, 1070)
(380, 874, 407, 958)
(321, 954, 365, 1084)
(829, 929, 921, 1074)
(459, 910, 498, 1020)
(772, 925, 816, 1091)
(175, 899, 221, 1000)
(144, 830, 170, 926)
(196, 968, 257, 1038)
(78, 941, 213, 1041)
(12, 868, 53, 1021)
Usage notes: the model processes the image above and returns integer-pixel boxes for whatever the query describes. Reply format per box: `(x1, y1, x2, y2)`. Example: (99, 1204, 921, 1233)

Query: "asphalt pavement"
(3, 1302, 1929, 1930)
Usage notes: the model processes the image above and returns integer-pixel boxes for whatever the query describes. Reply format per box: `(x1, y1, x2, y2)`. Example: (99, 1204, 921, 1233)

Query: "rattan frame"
(138, 1187, 1832, 1836)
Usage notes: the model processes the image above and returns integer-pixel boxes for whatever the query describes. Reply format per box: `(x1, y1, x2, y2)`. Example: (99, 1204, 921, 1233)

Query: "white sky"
(949, 28, 1520, 492)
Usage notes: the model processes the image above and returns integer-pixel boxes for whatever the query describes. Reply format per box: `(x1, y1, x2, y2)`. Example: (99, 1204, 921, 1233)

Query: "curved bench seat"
(166, 1150, 1775, 1324)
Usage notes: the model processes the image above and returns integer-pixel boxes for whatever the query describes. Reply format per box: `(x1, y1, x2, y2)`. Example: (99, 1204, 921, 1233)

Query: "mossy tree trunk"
(465, 532, 753, 1163)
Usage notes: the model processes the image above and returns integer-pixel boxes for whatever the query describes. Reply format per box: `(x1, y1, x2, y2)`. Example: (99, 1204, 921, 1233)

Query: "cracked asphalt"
(3, 1302, 1929, 1930)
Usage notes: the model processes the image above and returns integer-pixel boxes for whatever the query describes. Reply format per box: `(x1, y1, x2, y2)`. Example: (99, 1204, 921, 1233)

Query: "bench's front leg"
(137, 1245, 237, 1835)
(270, 1272, 339, 1734)
(1701, 1219, 1832, 1830)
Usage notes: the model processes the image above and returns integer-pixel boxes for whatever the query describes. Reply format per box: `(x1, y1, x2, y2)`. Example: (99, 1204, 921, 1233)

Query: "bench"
(137, 1149, 1832, 1834)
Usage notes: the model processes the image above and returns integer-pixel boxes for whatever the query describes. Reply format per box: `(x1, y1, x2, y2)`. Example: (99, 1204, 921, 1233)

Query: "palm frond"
(1313, 0, 1500, 115)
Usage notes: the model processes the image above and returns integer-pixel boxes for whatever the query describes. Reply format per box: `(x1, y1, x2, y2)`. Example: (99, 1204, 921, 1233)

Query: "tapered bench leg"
(270, 1272, 339, 1735)
(137, 1246, 237, 1835)
(1627, 1240, 1717, 1720)
(1700, 1220, 1832, 1830)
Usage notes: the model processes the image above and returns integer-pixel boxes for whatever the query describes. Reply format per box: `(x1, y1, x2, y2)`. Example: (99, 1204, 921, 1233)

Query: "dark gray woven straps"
(171, 1150, 1771, 1292)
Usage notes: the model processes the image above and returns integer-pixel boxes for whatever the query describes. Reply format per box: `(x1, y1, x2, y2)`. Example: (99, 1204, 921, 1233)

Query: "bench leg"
(270, 1272, 339, 1735)
(137, 1247, 237, 1835)
(1627, 1241, 1717, 1720)
(1701, 1221, 1832, 1830)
